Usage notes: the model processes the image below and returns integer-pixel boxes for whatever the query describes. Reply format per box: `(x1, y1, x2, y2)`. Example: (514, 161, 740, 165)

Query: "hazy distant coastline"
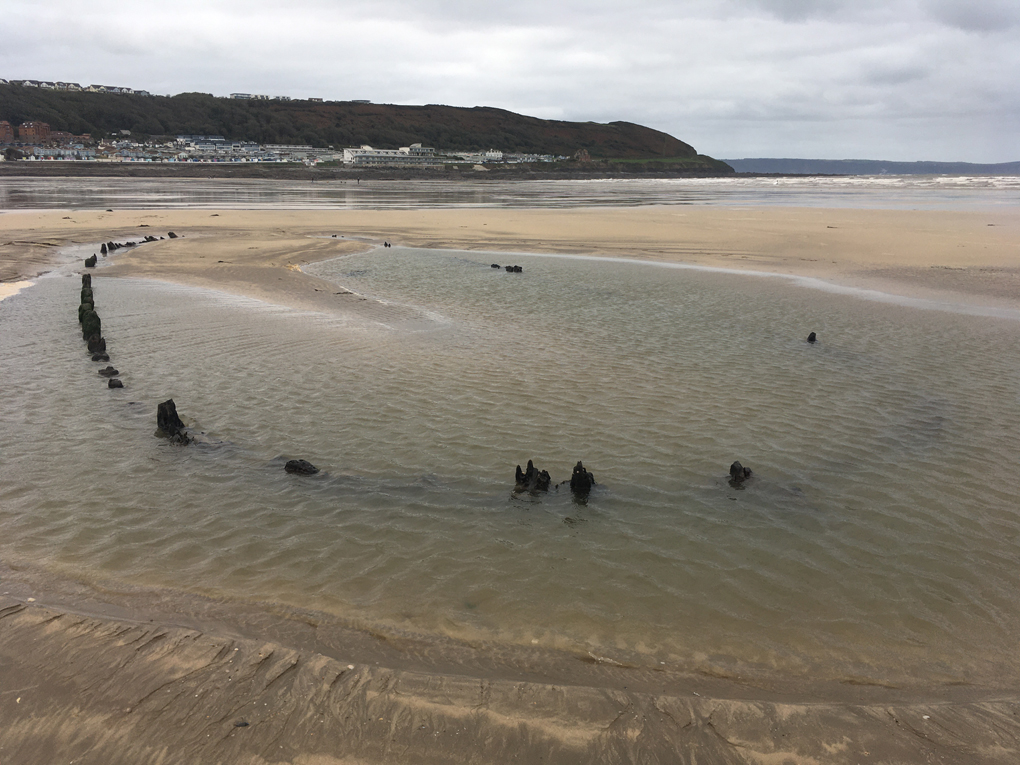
(726, 158, 1020, 175)
(0, 161, 734, 180)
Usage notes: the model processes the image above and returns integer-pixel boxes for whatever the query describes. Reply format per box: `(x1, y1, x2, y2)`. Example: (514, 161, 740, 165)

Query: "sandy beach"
(3, 206, 1020, 312)
(3, 205, 1020, 764)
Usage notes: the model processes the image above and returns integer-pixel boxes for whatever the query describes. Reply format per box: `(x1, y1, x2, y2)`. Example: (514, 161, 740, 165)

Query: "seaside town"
(0, 78, 561, 166)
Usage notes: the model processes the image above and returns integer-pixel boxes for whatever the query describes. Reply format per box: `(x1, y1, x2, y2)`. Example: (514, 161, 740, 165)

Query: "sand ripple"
(3, 250, 1020, 688)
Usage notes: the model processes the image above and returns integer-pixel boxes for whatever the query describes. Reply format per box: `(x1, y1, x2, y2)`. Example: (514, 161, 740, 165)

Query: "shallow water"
(0, 174, 1018, 211)
(3, 247, 1020, 689)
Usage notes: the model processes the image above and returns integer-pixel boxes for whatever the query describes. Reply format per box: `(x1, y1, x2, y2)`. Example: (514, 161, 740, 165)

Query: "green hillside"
(0, 85, 730, 170)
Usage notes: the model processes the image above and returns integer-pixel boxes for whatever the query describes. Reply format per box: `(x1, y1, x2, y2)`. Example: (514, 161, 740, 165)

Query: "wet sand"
(3, 206, 1020, 763)
(3, 206, 1020, 312)
(3, 560, 1019, 765)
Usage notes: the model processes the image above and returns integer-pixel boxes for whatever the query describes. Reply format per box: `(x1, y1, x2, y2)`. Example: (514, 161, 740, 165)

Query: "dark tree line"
(0, 85, 721, 163)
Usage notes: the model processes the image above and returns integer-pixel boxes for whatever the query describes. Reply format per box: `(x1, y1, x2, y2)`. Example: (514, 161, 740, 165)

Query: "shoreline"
(3, 206, 1020, 316)
(0, 163, 735, 180)
(4, 205, 1020, 762)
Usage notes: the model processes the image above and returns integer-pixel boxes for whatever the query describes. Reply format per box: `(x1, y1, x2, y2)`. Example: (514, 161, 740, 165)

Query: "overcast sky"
(2, 0, 1017, 162)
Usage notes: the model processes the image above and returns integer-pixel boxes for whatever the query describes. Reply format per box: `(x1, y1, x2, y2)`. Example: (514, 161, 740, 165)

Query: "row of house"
(2, 123, 560, 166)
(0, 77, 352, 104)
(2, 76, 373, 105)
(231, 93, 337, 103)
(230, 93, 295, 102)
(172, 138, 441, 166)
(172, 135, 340, 162)
(0, 79, 152, 96)
(164, 139, 531, 166)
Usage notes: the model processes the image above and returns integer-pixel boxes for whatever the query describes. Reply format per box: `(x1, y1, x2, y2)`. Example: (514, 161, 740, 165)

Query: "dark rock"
(91, 352, 110, 362)
(807, 332, 817, 343)
(100, 243, 107, 255)
(168, 231, 177, 239)
(491, 264, 500, 269)
(513, 265, 523, 273)
(569, 461, 595, 496)
(729, 461, 753, 485)
(505, 265, 513, 272)
(98, 365, 119, 377)
(156, 399, 190, 444)
(84, 255, 97, 268)
(514, 459, 551, 493)
(108, 378, 124, 389)
(87, 335, 107, 354)
(285, 459, 320, 475)
(79, 302, 93, 323)
(81, 273, 92, 288)
(81, 287, 93, 304)
(81, 309, 101, 340)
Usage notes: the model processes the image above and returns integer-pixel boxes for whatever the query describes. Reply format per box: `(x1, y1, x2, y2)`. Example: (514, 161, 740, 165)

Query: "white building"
(88, 85, 130, 93)
(263, 145, 340, 162)
(452, 149, 504, 163)
(342, 143, 438, 166)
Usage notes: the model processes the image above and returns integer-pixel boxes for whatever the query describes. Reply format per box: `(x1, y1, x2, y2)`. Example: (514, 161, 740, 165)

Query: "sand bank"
(0, 280, 33, 301)
(2, 206, 1019, 314)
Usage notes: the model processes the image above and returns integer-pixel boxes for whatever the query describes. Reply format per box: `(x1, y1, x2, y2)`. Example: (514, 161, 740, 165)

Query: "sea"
(1, 174, 1019, 691)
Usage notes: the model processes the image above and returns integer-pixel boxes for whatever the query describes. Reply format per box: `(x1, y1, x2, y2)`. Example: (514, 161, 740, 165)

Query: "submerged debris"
(514, 460, 551, 493)
(569, 461, 595, 496)
(285, 459, 320, 475)
(729, 461, 753, 487)
(156, 399, 191, 445)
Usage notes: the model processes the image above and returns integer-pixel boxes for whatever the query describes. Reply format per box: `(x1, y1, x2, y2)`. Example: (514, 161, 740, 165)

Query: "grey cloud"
(923, 0, 1020, 32)
(0, 0, 1017, 161)
(858, 62, 929, 86)
(736, 0, 856, 22)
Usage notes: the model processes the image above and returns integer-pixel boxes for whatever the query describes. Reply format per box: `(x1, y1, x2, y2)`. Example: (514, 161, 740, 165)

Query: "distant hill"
(725, 158, 1020, 175)
(0, 84, 729, 170)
